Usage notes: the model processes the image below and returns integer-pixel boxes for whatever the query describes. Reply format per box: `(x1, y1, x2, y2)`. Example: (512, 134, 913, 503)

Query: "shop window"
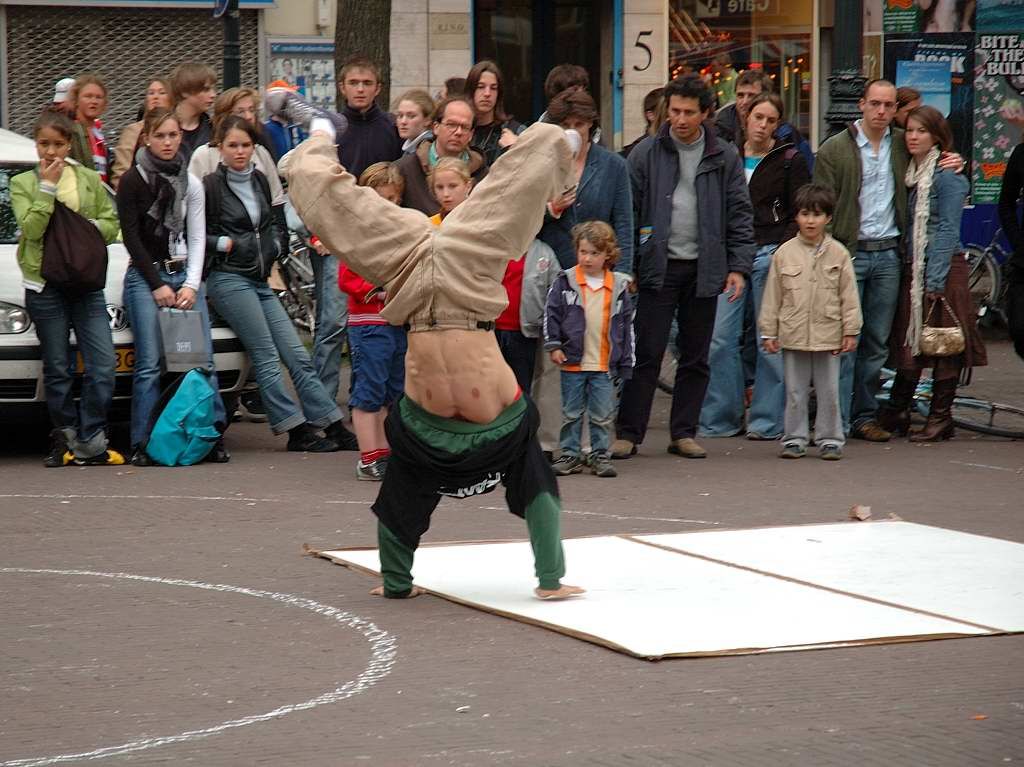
(669, 0, 812, 141)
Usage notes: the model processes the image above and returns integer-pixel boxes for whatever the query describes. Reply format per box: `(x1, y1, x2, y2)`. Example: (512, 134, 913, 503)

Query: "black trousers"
(1008, 280, 1024, 362)
(616, 260, 718, 442)
(496, 329, 538, 395)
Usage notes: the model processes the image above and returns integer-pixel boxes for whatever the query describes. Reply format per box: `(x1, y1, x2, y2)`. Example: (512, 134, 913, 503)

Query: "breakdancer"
(284, 118, 585, 600)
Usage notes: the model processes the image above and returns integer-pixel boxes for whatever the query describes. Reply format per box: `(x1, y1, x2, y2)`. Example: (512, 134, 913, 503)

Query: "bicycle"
(273, 233, 317, 335)
(965, 227, 1013, 326)
(877, 367, 1024, 439)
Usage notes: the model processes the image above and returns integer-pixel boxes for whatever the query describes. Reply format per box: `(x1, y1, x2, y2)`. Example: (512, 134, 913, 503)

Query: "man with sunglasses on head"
(395, 96, 488, 216)
(814, 78, 963, 441)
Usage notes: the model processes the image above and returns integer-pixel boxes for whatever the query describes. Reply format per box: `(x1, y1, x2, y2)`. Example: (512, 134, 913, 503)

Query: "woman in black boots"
(878, 106, 986, 441)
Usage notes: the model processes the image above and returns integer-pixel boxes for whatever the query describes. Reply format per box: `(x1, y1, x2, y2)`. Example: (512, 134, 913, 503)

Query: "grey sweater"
(667, 128, 704, 261)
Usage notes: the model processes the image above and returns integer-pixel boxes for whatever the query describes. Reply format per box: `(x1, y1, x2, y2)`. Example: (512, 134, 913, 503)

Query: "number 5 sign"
(623, 12, 666, 85)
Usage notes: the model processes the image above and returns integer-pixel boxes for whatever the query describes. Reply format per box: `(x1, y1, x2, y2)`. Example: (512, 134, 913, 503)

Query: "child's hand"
(762, 338, 780, 354)
(550, 349, 567, 365)
(39, 157, 65, 185)
(836, 335, 858, 355)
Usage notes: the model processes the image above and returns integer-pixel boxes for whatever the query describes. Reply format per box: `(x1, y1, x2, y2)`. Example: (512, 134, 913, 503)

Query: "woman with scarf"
(204, 116, 357, 453)
(878, 106, 986, 442)
(117, 107, 229, 465)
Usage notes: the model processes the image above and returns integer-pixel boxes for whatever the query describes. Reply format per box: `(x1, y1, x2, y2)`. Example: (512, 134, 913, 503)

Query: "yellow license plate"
(76, 347, 134, 373)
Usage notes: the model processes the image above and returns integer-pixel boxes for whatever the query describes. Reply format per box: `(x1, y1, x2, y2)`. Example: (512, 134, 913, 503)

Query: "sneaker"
(356, 458, 387, 481)
(609, 439, 637, 459)
(667, 438, 707, 459)
(240, 390, 268, 423)
(819, 444, 843, 461)
(552, 454, 584, 476)
(287, 424, 340, 453)
(779, 443, 806, 459)
(130, 447, 155, 467)
(324, 420, 360, 451)
(72, 449, 126, 466)
(850, 420, 892, 442)
(589, 453, 618, 477)
(746, 431, 781, 441)
(43, 428, 72, 468)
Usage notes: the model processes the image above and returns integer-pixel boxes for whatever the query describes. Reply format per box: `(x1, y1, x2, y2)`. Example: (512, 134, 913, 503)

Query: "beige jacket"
(111, 120, 143, 189)
(282, 124, 574, 332)
(759, 234, 862, 351)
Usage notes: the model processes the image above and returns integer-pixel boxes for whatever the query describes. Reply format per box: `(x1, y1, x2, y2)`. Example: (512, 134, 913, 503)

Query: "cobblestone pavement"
(1, 341, 1021, 766)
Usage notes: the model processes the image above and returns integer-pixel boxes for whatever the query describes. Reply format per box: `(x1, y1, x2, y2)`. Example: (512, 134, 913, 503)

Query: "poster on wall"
(976, 0, 1023, 32)
(883, 0, 976, 34)
(972, 33, 1024, 203)
(896, 60, 952, 114)
(269, 41, 336, 113)
(884, 34, 974, 165)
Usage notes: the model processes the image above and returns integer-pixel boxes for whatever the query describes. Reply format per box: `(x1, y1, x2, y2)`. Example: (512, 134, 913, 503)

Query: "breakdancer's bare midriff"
(404, 329, 521, 423)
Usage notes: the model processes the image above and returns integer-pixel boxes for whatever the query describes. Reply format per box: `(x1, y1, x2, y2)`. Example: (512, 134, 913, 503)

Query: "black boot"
(43, 428, 71, 468)
(287, 423, 340, 452)
(130, 446, 155, 466)
(910, 377, 957, 442)
(205, 437, 231, 463)
(876, 370, 919, 437)
(324, 419, 359, 451)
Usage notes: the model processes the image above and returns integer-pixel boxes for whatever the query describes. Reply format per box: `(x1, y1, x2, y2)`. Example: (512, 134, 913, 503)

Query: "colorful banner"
(884, 34, 975, 167)
(896, 60, 953, 115)
(972, 33, 1024, 203)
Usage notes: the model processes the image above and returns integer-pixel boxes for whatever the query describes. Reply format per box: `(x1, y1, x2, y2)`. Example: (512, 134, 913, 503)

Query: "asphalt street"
(1, 339, 1022, 766)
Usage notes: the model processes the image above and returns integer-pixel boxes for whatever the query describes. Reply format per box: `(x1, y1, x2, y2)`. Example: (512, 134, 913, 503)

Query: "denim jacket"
(906, 168, 969, 292)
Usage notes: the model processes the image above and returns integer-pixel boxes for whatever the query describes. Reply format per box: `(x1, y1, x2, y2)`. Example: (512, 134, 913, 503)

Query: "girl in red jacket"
(337, 162, 408, 480)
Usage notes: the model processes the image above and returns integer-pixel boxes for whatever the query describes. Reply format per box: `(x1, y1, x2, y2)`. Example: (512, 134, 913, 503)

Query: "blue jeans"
(559, 370, 615, 457)
(123, 267, 226, 448)
(311, 251, 348, 403)
(698, 280, 747, 437)
(207, 271, 342, 434)
(25, 285, 114, 457)
(348, 324, 407, 412)
(747, 244, 784, 437)
(839, 248, 901, 431)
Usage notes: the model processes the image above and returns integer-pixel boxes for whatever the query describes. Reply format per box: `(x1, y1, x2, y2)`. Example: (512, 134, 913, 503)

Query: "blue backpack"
(145, 368, 222, 466)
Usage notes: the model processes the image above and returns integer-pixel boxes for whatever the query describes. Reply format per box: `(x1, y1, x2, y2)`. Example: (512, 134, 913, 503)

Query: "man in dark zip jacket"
(612, 74, 755, 461)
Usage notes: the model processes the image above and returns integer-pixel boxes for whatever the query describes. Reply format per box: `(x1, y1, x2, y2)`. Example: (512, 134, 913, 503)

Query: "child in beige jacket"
(759, 184, 862, 460)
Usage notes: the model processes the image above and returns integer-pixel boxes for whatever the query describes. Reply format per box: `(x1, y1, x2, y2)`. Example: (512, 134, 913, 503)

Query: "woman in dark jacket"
(700, 92, 811, 439)
(464, 60, 525, 167)
(878, 106, 986, 441)
(117, 107, 228, 465)
(203, 116, 357, 452)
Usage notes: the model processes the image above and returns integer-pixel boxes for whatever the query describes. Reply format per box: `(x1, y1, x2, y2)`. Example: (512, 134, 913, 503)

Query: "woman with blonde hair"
(393, 89, 434, 154)
(188, 87, 283, 204)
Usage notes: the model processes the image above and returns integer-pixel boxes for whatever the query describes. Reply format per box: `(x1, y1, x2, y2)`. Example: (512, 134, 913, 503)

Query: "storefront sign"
(973, 33, 1024, 203)
(696, 0, 777, 19)
(430, 13, 470, 50)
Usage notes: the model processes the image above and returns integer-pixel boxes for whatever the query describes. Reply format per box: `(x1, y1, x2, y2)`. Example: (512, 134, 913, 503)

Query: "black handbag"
(41, 200, 109, 296)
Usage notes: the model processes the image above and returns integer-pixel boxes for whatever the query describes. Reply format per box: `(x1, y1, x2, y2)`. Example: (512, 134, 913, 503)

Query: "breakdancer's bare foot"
(534, 584, 586, 600)
(370, 585, 425, 598)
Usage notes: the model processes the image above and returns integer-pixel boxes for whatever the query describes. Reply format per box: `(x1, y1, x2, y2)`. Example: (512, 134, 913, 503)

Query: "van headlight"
(0, 302, 31, 333)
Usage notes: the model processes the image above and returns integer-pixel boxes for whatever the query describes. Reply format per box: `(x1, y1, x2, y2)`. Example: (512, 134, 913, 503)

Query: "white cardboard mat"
(315, 521, 1024, 659)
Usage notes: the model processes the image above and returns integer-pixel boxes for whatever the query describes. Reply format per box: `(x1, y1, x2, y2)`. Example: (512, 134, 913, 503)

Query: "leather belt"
(856, 237, 899, 252)
(157, 259, 188, 274)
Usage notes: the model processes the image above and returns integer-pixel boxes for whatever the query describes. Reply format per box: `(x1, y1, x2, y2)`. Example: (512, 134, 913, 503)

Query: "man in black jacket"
(611, 75, 755, 461)
(999, 142, 1024, 360)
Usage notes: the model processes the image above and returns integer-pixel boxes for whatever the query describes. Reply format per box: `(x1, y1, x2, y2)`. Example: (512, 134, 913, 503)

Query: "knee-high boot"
(909, 377, 957, 442)
(876, 370, 919, 437)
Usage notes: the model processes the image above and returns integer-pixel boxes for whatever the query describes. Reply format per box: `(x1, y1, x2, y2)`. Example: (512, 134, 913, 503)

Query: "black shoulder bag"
(41, 200, 109, 296)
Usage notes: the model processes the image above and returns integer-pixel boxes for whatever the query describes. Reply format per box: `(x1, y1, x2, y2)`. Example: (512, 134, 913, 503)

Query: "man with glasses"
(814, 78, 962, 440)
(396, 97, 488, 215)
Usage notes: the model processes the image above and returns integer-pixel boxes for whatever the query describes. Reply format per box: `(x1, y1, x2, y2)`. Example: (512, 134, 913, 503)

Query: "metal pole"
(223, 0, 241, 89)
(824, 0, 866, 138)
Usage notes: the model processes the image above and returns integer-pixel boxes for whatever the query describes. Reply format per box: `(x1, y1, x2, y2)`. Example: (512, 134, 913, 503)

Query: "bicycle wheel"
(951, 397, 1024, 439)
(965, 248, 1000, 321)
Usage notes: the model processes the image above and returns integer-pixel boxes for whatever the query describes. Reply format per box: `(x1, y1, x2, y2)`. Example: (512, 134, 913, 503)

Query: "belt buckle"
(164, 259, 186, 273)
